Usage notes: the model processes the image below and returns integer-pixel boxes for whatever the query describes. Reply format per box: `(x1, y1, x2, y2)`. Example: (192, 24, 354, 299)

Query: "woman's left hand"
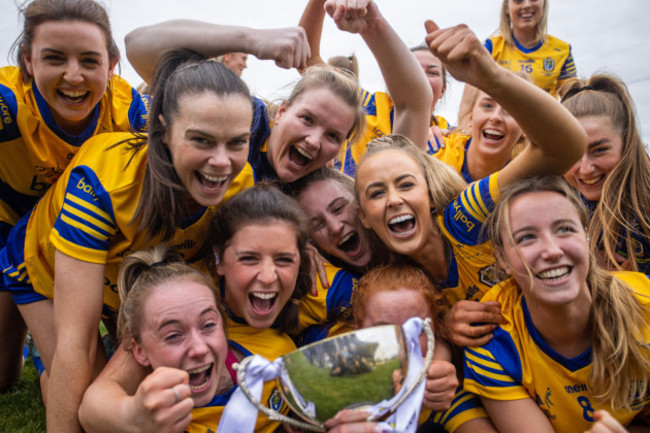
(423, 360, 458, 411)
(306, 243, 329, 296)
(324, 409, 378, 433)
(584, 410, 629, 433)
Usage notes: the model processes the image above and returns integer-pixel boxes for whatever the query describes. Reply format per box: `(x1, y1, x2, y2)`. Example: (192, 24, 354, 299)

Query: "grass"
(283, 352, 401, 421)
(0, 355, 46, 432)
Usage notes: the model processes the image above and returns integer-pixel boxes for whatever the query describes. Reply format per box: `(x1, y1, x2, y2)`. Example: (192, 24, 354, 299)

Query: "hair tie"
(564, 85, 595, 101)
(150, 261, 166, 269)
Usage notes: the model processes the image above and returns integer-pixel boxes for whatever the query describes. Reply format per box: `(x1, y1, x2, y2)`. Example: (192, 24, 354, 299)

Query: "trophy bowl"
(233, 318, 434, 432)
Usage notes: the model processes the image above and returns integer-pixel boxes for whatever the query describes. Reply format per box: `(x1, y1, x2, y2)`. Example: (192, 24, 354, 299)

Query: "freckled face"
(132, 278, 227, 407)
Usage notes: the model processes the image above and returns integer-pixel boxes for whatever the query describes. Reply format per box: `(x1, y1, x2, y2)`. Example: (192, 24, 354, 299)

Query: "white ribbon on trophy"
(219, 317, 430, 433)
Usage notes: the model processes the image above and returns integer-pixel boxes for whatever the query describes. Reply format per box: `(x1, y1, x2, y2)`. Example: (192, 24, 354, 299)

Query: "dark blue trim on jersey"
(227, 339, 254, 358)
(326, 268, 357, 322)
(522, 296, 592, 372)
(128, 89, 149, 132)
(442, 175, 493, 246)
(0, 83, 21, 141)
(464, 328, 523, 388)
(461, 137, 473, 183)
(484, 39, 494, 54)
(180, 206, 207, 229)
(299, 323, 334, 345)
(438, 252, 459, 289)
(32, 82, 101, 147)
(0, 178, 39, 220)
(54, 166, 117, 251)
(202, 383, 237, 408)
(248, 97, 276, 182)
(513, 35, 544, 54)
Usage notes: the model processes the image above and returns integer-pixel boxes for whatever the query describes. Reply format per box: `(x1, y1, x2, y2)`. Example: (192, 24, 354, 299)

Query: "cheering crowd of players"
(1, 0, 649, 432)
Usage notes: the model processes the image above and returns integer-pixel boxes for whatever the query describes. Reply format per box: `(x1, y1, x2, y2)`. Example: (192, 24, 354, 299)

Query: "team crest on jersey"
(543, 57, 555, 71)
(479, 264, 500, 287)
(268, 388, 283, 411)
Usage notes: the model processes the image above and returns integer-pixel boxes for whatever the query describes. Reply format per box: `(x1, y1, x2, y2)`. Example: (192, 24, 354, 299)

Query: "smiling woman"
(0, 48, 254, 432)
(464, 176, 650, 433)
(0, 0, 150, 393)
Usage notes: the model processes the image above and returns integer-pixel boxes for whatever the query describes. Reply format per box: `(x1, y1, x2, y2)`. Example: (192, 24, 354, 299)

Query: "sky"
(2, 0, 649, 144)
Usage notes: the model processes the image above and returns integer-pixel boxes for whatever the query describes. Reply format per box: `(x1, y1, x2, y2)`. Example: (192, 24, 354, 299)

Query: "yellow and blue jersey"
(464, 272, 650, 433)
(432, 133, 474, 184)
(297, 262, 358, 345)
(437, 173, 503, 306)
(187, 317, 295, 433)
(247, 97, 277, 183)
(419, 387, 489, 432)
(1, 131, 254, 310)
(340, 89, 449, 177)
(0, 66, 150, 229)
(485, 35, 577, 97)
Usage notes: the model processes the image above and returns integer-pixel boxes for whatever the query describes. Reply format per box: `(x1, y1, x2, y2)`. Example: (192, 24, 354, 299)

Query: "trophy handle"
(234, 357, 327, 432)
(367, 317, 435, 421)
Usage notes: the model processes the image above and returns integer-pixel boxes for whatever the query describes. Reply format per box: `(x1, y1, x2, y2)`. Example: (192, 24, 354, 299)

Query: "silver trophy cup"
(235, 318, 434, 432)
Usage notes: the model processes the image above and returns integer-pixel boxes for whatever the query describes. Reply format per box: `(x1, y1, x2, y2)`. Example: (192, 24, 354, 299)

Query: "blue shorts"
(0, 211, 47, 304)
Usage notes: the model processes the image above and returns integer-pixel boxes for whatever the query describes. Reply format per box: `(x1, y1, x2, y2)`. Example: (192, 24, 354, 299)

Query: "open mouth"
(337, 231, 362, 256)
(388, 214, 416, 237)
(187, 363, 213, 392)
(196, 172, 228, 193)
(536, 266, 571, 282)
(57, 89, 89, 104)
(289, 145, 314, 168)
(579, 175, 604, 186)
(249, 292, 278, 315)
(482, 129, 505, 141)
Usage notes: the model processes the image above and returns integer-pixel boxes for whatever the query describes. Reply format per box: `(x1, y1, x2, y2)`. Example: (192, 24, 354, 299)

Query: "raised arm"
(47, 252, 107, 433)
(424, 20, 587, 188)
(125, 20, 310, 84)
(298, 0, 328, 68)
(79, 347, 192, 433)
(327, 0, 432, 150)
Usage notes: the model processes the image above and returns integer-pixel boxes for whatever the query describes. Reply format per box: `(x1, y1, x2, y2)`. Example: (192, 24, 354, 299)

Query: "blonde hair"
(283, 65, 365, 144)
(327, 54, 359, 78)
(117, 245, 224, 347)
(355, 135, 466, 214)
(354, 264, 445, 331)
(486, 176, 649, 411)
(497, 0, 549, 47)
(560, 74, 650, 272)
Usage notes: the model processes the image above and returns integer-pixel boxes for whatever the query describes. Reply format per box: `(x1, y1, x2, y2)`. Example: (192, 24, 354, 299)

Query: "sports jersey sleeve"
(298, 264, 358, 330)
(484, 38, 494, 54)
(463, 328, 530, 401)
(442, 173, 499, 245)
(0, 83, 20, 142)
(50, 165, 118, 264)
(557, 46, 577, 83)
(428, 388, 489, 433)
(127, 88, 150, 132)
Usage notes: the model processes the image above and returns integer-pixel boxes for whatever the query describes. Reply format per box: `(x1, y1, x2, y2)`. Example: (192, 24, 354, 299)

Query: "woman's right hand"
(129, 367, 193, 433)
(442, 300, 502, 347)
(246, 27, 311, 70)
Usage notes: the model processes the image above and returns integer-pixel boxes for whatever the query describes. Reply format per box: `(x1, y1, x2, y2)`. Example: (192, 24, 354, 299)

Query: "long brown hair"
(12, 0, 120, 79)
(486, 176, 649, 411)
(208, 183, 312, 334)
(129, 49, 252, 241)
(560, 74, 650, 272)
